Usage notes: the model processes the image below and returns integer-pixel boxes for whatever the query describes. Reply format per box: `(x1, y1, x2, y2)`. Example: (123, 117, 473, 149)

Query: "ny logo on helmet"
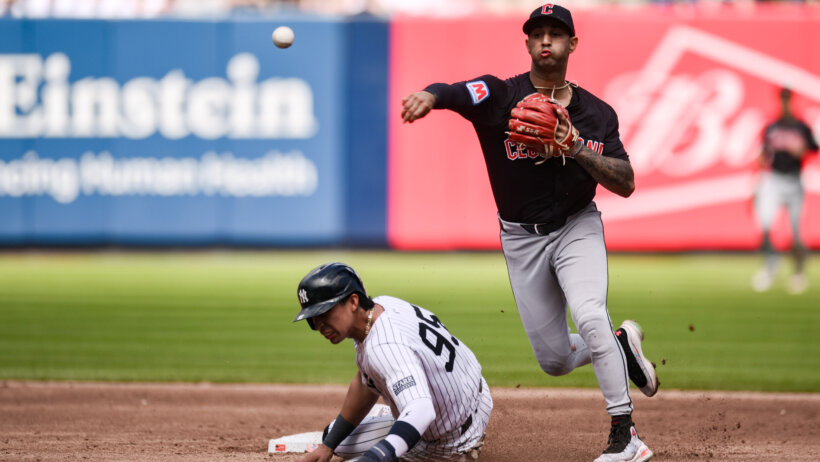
(298, 288, 309, 304)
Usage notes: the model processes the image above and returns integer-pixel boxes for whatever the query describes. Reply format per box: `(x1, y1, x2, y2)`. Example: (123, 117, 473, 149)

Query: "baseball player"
(292, 262, 492, 462)
(401, 5, 658, 462)
(752, 87, 818, 294)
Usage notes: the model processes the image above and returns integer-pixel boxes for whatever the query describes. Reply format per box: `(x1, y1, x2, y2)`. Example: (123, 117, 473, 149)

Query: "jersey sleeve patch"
(391, 375, 416, 396)
(465, 80, 490, 105)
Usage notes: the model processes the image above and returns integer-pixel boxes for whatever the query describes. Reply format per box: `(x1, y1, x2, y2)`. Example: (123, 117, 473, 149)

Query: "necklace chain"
(534, 80, 574, 103)
(364, 309, 374, 337)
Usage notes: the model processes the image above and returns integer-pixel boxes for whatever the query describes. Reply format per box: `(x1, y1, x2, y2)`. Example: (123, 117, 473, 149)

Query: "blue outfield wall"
(0, 16, 388, 246)
(343, 17, 388, 247)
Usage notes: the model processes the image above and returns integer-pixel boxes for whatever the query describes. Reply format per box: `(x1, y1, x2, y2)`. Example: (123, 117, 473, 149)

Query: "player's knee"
(574, 311, 612, 355)
(538, 358, 572, 376)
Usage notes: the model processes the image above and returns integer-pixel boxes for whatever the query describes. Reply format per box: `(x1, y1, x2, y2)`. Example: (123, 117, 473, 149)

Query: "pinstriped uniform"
(355, 295, 492, 460)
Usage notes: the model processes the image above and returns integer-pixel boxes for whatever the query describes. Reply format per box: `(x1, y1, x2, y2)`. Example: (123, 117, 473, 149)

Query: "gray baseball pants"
(499, 201, 632, 416)
(755, 171, 804, 240)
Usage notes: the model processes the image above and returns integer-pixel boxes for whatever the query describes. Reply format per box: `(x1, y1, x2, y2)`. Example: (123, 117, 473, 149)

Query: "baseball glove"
(508, 93, 580, 165)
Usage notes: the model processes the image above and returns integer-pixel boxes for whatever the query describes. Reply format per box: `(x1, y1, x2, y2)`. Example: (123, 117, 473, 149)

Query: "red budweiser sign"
(389, 5, 820, 250)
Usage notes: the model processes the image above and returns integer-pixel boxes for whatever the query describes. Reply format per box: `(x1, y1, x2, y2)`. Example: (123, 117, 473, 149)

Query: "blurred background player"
(401, 4, 658, 462)
(293, 262, 492, 462)
(752, 87, 818, 294)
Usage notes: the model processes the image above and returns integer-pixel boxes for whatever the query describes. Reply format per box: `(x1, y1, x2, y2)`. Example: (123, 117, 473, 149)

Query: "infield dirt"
(2, 381, 818, 461)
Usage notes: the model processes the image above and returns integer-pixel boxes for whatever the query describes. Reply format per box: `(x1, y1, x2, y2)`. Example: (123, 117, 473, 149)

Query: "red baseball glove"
(508, 93, 580, 164)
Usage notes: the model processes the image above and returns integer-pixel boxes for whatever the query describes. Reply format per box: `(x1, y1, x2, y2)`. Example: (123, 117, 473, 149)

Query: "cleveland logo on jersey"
(504, 137, 605, 161)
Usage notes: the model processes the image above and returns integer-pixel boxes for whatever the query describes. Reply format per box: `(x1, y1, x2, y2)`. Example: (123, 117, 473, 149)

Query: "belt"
(460, 415, 473, 435)
(460, 380, 483, 434)
(521, 218, 565, 236)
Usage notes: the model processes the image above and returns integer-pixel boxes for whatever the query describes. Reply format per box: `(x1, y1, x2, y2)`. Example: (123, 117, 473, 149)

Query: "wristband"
(361, 440, 398, 462)
(567, 139, 584, 158)
(322, 414, 356, 450)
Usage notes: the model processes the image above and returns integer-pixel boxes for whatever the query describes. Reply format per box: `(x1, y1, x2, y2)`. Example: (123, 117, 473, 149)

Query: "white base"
(268, 431, 323, 453)
(267, 405, 393, 454)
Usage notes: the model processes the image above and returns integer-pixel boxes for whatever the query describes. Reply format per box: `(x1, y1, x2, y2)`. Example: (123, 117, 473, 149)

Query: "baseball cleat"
(615, 320, 659, 397)
(788, 274, 808, 295)
(751, 269, 774, 292)
(594, 424, 653, 462)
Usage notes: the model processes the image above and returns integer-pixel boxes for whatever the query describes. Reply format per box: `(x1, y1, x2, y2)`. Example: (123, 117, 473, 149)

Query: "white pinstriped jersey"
(354, 295, 487, 453)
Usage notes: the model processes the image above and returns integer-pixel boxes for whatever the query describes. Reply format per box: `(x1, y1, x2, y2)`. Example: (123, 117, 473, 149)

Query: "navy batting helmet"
(293, 262, 367, 329)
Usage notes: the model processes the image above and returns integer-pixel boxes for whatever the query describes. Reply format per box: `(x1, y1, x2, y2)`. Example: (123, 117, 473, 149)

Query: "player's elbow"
(611, 176, 635, 198)
(620, 180, 635, 197)
(605, 181, 633, 198)
(400, 398, 436, 431)
(415, 399, 437, 429)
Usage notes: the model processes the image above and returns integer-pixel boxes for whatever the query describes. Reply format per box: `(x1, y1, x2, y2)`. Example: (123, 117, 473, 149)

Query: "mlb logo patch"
(466, 80, 490, 105)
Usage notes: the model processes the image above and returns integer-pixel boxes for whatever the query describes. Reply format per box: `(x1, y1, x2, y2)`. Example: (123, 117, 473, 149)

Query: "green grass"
(0, 251, 818, 392)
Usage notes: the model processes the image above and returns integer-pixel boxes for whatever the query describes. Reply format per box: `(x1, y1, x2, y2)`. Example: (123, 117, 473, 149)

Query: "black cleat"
(615, 320, 659, 397)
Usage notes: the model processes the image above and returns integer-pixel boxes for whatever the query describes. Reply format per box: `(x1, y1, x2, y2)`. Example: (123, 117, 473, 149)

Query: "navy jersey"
(425, 72, 628, 224)
(763, 117, 818, 175)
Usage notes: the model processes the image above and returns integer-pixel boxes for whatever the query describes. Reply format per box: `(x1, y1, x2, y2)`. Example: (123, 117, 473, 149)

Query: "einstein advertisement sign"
(0, 19, 344, 245)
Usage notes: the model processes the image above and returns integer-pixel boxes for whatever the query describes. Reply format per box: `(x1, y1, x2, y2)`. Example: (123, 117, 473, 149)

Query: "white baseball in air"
(272, 26, 294, 49)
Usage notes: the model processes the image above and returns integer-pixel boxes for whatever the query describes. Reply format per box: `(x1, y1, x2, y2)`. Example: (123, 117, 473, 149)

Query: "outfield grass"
(0, 251, 818, 392)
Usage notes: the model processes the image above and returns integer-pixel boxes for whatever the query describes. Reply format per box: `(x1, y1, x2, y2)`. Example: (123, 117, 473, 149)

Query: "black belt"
(460, 415, 472, 435)
(521, 218, 565, 236)
(460, 380, 483, 434)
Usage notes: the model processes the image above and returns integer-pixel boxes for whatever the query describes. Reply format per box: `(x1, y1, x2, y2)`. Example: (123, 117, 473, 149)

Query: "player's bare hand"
(401, 91, 435, 123)
(294, 444, 333, 462)
(554, 112, 571, 142)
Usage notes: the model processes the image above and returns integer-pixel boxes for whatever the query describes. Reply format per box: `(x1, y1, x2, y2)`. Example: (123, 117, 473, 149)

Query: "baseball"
(272, 26, 294, 49)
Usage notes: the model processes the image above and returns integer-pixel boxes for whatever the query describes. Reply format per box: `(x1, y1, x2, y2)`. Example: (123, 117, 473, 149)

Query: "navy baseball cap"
(523, 4, 575, 37)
